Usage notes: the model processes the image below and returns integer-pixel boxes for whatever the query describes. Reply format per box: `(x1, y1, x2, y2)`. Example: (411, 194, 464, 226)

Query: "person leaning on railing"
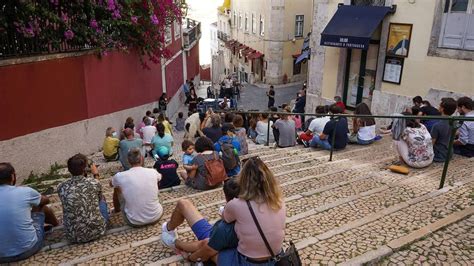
(453, 97, 474, 158)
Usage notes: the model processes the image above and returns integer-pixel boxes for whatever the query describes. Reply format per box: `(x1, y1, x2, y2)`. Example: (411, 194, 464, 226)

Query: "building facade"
(306, 0, 474, 118)
(210, 21, 219, 56)
(218, 0, 313, 85)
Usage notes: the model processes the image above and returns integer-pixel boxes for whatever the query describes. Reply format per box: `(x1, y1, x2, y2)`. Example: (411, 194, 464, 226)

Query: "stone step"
(379, 213, 474, 265)
(59, 159, 473, 265)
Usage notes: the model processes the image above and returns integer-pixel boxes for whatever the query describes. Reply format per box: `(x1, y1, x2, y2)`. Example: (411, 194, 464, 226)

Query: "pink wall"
(186, 42, 200, 80)
(165, 56, 184, 98)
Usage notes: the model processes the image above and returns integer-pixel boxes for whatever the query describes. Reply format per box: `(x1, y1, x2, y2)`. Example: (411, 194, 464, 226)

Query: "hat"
(221, 123, 235, 134)
(157, 146, 170, 159)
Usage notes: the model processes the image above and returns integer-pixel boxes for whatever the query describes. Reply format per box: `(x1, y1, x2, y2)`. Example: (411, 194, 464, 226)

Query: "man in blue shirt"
(0, 163, 59, 263)
(214, 123, 241, 177)
(454, 97, 474, 158)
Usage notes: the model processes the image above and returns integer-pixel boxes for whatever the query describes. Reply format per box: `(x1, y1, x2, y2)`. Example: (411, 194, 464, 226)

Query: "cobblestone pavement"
(382, 215, 474, 265)
(12, 134, 474, 265)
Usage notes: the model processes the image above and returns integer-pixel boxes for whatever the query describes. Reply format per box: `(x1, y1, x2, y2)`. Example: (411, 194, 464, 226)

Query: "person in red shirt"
(334, 96, 346, 113)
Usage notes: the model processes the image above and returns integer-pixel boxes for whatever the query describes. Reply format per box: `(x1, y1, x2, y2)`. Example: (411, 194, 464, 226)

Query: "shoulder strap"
(246, 200, 275, 258)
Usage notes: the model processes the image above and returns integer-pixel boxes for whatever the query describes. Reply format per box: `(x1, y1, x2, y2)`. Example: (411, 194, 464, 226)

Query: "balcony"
(217, 31, 228, 42)
(183, 18, 201, 51)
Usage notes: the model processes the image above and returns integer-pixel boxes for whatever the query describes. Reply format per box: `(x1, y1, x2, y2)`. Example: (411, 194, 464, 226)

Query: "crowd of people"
(1, 83, 473, 264)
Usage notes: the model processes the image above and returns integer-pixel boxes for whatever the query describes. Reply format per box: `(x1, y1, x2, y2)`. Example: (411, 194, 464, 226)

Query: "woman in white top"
(349, 103, 376, 145)
(255, 113, 274, 145)
(220, 156, 286, 265)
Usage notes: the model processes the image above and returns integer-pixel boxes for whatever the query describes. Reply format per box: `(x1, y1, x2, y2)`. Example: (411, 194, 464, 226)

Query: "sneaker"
(161, 222, 177, 249)
(302, 140, 310, 148)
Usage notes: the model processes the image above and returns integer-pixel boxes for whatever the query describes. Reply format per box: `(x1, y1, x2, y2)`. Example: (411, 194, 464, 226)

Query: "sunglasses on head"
(241, 155, 261, 165)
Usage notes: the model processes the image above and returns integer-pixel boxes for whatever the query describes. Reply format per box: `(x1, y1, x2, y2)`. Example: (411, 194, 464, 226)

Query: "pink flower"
(64, 29, 74, 40)
(150, 14, 159, 25)
(90, 19, 99, 29)
(131, 16, 138, 24)
(61, 12, 69, 22)
(107, 0, 116, 11)
(112, 9, 121, 19)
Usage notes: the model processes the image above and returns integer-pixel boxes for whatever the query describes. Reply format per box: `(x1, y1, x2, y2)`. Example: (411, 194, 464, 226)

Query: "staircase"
(14, 136, 474, 265)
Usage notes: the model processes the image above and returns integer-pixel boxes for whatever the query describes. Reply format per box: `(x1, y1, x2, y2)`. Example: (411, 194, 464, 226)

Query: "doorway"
(343, 42, 379, 109)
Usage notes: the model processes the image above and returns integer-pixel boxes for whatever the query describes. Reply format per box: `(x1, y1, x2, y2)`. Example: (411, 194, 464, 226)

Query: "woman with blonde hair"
(220, 157, 285, 265)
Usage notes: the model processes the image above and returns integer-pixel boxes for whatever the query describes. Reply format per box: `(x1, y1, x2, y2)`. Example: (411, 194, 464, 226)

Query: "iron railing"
(228, 110, 474, 190)
(183, 18, 201, 49)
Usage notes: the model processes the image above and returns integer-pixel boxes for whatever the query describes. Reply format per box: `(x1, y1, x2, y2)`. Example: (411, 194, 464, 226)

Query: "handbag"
(246, 200, 302, 266)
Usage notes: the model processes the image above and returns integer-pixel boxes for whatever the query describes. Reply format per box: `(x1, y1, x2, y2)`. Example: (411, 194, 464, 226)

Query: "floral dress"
(402, 125, 434, 167)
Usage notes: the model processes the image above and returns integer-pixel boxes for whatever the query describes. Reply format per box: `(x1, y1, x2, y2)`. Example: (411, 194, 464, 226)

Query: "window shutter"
(463, 14, 474, 50)
(440, 13, 468, 49)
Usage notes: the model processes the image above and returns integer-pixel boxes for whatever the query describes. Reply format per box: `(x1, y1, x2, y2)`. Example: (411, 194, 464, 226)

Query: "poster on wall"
(386, 23, 412, 57)
(383, 56, 404, 85)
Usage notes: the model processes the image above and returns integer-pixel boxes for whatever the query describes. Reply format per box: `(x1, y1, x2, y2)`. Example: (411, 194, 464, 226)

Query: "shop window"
(239, 13, 242, 29)
(293, 60, 302, 75)
(295, 15, 304, 37)
(439, 0, 474, 50)
(233, 11, 237, 28)
(245, 13, 249, 32)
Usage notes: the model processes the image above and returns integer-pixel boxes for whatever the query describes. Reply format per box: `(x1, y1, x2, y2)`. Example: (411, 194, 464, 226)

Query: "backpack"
(219, 138, 240, 170)
(203, 153, 228, 186)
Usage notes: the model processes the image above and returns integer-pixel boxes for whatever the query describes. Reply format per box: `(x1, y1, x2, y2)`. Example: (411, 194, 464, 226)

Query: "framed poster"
(386, 23, 412, 58)
(383, 56, 404, 85)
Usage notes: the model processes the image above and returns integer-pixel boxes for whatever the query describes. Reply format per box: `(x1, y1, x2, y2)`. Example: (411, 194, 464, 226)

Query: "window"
(293, 59, 302, 75)
(245, 13, 249, 32)
(174, 21, 180, 40)
(259, 15, 264, 36)
(233, 11, 237, 28)
(439, 0, 474, 50)
(239, 13, 242, 29)
(165, 25, 172, 44)
(252, 13, 257, 34)
(295, 15, 304, 37)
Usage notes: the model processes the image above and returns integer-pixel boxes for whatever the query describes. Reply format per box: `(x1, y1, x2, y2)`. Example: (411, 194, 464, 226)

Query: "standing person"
(219, 157, 286, 265)
(293, 89, 306, 124)
(57, 154, 108, 243)
(183, 80, 190, 102)
(431, 98, 457, 162)
(224, 76, 233, 98)
(111, 148, 163, 227)
(310, 105, 349, 150)
(348, 103, 376, 145)
(266, 85, 275, 109)
(256, 113, 274, 145)
(119, 128, 143, 171)
(186, 137, 223, 191)
(0, 163, 59, 263)
(394, 113, 434, 168)
(299, 106, 330, 147)
(188, 89, 198, 112)
(453, 97, 474, 157)
(153, 146, 181, 189)
(214, 124, 241, 177)
(103, 127, 120, 161)
(233, 114, 249, 155)
(273, 107, 296, 148)
(151, 123, 174, 159)
(159, 93, 168, 112)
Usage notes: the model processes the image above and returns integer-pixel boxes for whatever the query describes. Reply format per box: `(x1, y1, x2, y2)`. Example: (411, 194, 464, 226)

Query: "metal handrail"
(226, 110, 474, 189)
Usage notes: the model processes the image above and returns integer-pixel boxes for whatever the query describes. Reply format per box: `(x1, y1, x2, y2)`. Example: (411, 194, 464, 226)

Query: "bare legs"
(167, 199, 203, 231)
(112, 187, 122, 213)
(32, 204, 59, 227)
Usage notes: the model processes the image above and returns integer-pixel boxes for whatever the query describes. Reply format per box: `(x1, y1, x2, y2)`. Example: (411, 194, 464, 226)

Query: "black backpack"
(219, 139, 240, 170)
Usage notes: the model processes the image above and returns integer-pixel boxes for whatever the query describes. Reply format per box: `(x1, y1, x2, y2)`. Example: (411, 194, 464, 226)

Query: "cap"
(157, 146, 170, 159)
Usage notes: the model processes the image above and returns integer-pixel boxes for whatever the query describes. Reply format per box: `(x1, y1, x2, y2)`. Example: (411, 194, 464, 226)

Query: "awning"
(302, 35, 310, 51)
(320, 5, 392, 50)
(295, 50, 310, 64)
(248, 52, 263, 60)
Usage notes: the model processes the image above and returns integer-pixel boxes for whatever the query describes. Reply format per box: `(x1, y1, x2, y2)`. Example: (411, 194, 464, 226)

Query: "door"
(343, 43, 379, 108)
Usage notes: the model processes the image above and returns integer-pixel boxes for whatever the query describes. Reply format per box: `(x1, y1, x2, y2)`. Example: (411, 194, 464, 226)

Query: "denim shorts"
(190, 218, 213, 240)
(0, 212, 45, 263)
(218, 248, 277, 266)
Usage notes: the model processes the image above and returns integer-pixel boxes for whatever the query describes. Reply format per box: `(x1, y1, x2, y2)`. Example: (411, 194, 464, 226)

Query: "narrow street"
(237, 83, 303, 111)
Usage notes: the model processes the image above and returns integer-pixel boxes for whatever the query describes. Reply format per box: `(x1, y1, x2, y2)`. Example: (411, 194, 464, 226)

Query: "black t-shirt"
(430, 120, 450, 162)
(323, 117, 349, 149)
(420, 106, 441, 116)
(268, 90, 275, 101)
(153, 159, 180, 189)
(203, 127, 223, 143)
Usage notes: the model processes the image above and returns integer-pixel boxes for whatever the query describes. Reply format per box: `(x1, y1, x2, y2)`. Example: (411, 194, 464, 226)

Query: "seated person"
(310, 105, 349, 150)
(119, 128, 143, 170)
(151, 123, 174, 159)
(141, 118, 157, 154)
(419, 100, 441, 132)
(111, 148, 163, 227)
(454, 96, 474, 157)
(214, 124, 241, 177)
(157, 113, 173, 136)
(175, 112, 185, 131)
(153, 146, 181, 189)
(161, 178, 240, 264)
(202, 114, 223, 143)
(299, 105, 329, 147)
(180, 140, 197, 181)
(186, 137, 222, 190)
(273, 107, 296, 148)
(233, 115, 249, 155)
(255, 113, 274, 145)
(0, 163, 59, 263)
(348, 103, 376, 145)
(431, 98, 457, 162)
(394, 113, 434, 168)
(58, 154, 108, 243)
(103, 127, 120, 161)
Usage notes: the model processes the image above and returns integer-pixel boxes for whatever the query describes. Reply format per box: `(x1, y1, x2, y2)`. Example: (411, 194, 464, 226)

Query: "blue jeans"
(310, 135, 332, 150)
(0, 212, 45, 263)
(99, 199, 110, 223)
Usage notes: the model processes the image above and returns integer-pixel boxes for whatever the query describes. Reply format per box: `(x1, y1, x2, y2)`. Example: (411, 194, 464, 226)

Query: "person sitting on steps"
(102, 127, 120, 161)
(310, 104, 349, 150)
(431, 97, 457, 162)
(453, 96, 474, 158)
(299, 105, 329, 147)
(215, 124, 241, 177)
(0, 163, 59, 263)
(348, 102, 377, 145)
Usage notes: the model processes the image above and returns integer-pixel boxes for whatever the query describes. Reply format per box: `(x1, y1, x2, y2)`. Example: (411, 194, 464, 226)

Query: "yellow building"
(218, 0, 313, 84)
(306, 0, 474, 117)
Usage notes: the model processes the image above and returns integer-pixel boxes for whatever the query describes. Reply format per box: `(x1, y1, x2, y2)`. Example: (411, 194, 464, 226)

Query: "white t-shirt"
(112, 167, 163, 225)
(141, 125, 157, 144)
(308, 116, 330, 135)
(358, 125, 376, 141)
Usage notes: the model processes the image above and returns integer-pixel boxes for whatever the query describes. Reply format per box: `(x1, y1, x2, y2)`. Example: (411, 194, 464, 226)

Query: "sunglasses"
(241, 155, 261, 165)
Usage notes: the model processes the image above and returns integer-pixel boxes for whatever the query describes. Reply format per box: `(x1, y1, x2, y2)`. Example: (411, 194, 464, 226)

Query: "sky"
(186, 0, 222, 65)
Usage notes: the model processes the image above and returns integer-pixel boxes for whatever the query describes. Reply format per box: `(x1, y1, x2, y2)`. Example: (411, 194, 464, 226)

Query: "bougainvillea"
(0, 0, 187, 67)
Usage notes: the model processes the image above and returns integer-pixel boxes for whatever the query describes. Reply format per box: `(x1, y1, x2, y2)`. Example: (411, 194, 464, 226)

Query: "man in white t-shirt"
(299, 106, 330, 147)
(111, 148, 163, 227)
(141, 119, 157, 154)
